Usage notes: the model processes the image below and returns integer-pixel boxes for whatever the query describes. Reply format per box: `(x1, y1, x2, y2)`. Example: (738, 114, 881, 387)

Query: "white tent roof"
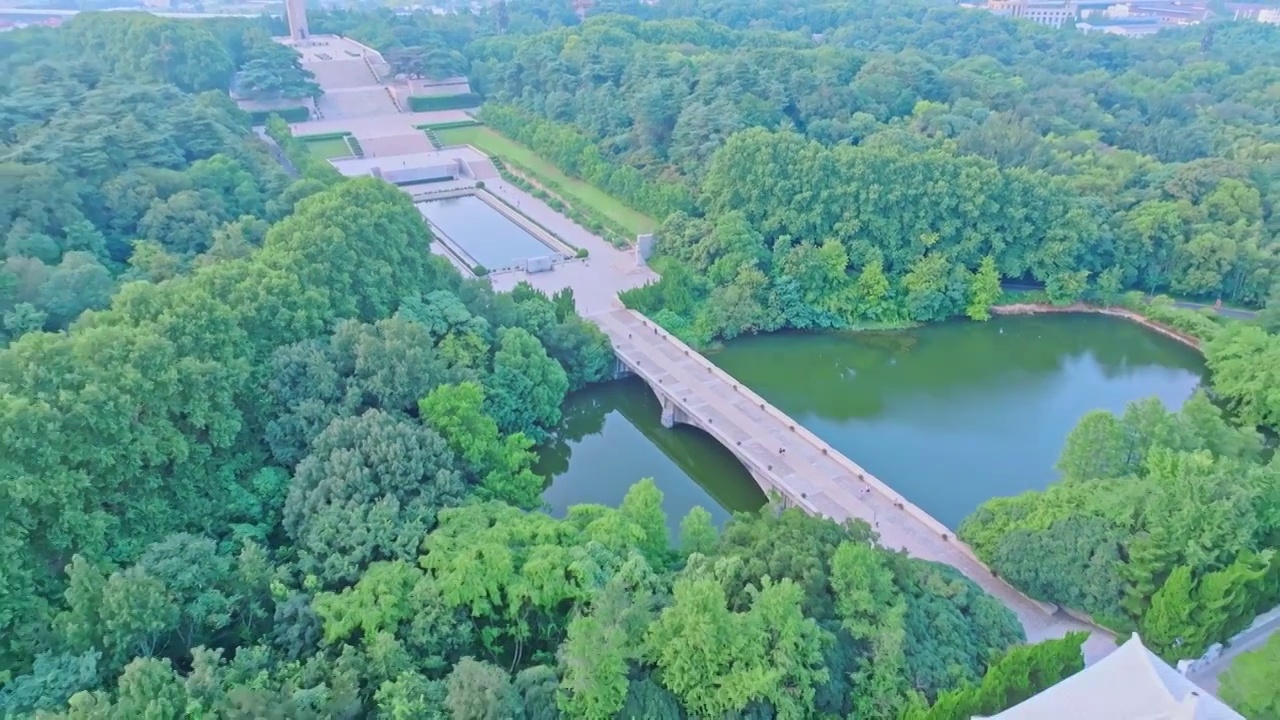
(978, 633, 1243, 720)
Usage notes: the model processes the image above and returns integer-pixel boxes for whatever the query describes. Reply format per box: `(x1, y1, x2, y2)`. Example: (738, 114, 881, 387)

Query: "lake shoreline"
(991, 303, 1203, 353)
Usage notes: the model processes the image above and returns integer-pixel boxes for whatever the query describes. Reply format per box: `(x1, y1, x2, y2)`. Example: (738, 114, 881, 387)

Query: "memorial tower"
(286, 0, 309, 41)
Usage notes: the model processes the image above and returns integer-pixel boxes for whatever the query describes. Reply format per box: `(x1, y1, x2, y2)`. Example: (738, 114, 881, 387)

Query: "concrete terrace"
(593, 308, 1117, 663)
(330, 148, 490, 180)
(484, 176, 658, 314)
(291, 110, 473, 158)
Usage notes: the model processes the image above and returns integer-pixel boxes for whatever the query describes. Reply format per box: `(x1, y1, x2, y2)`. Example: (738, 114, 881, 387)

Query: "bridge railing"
(622, 310, 1064, 616)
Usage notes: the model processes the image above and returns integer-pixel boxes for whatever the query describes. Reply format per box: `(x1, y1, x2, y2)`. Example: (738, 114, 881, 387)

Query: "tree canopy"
(11, 2, 1277, 715)
(0, 13, 317, 345)
(959, 393, 1279, 661)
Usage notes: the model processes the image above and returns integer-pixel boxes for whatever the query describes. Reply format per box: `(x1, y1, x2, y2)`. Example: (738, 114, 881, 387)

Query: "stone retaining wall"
(473, 191, 577, 258)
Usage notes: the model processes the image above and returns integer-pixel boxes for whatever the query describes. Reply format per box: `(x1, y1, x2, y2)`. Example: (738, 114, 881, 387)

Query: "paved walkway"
(1188, 607, 1280, 693)
(290, 110, 473, 138)
(592, 308, 1117, 663)
(1001, 283, 1259, 320)
(254, 128, 297, 178)
(485, 177, 657, 313)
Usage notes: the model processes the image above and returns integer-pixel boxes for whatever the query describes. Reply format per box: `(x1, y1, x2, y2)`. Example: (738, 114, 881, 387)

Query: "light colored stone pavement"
(485, 177, 657, 312)
(592, 308, 1118, 664)
(1187, 607, 1280, 692)
(360, 132, 435, 158)
(316, 86, 399, 120)
(290, 110, 472, 138)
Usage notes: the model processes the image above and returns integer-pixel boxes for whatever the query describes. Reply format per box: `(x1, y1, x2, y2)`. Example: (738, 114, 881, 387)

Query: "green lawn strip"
(302, 137, 353, 159)
(436, 126, 656, 235)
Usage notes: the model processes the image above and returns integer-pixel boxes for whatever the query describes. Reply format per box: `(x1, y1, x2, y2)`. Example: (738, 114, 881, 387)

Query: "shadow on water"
(707, 315, 1205, 421)
(540, 315, 1206, 532)
(710, 314, 1206, 528)
(536, 377, 766, 533)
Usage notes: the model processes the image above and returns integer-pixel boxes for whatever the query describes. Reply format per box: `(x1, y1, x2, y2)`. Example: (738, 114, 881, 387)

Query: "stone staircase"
(385, 86, 405, 113)
(316, 86, 401, 119)
(304, 58, 378, 89)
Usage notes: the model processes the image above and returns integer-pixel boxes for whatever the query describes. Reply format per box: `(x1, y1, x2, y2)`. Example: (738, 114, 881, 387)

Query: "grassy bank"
(302, 136, 353, 160)
(435, 125, 657, 236)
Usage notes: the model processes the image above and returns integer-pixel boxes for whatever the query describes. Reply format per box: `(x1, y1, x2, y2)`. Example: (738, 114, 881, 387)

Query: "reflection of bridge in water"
(591, 307, 1114, 659)
(608, 379, 767, 514)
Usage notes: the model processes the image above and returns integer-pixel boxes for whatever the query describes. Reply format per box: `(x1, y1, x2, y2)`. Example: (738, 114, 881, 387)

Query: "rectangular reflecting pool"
(417, 194, 559, 271)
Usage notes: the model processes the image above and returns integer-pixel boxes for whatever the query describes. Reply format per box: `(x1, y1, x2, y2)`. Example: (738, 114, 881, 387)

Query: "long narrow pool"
(417, 195, 556, 270)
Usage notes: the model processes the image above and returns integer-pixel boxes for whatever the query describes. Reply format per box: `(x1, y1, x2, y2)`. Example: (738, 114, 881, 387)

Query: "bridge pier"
(614, 357, 632, 380)
(658, 393, 688, 429)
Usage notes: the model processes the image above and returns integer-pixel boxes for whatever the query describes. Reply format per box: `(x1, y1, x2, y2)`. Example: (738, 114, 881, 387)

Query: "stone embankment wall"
(992, 303, 1202, 351)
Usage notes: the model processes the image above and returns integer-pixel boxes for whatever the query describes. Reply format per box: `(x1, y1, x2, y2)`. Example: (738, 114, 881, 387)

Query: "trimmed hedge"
(407, 93, 482, 112)
(415, 119, 482, 131)
(490, 157, 630, 249)
(297, 131, 350, 141)
(264, 116, 345, 185)
(480, 103, 694, 220)
(250, 106, 310, 124)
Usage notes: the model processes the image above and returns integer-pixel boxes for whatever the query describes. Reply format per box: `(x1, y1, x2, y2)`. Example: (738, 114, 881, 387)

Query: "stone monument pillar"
(635, 233, 655, 267)
(286, 0, 309, 41)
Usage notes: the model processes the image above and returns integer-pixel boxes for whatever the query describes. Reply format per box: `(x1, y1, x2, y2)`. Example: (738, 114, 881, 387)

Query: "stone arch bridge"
(591, 308, 1115, 660)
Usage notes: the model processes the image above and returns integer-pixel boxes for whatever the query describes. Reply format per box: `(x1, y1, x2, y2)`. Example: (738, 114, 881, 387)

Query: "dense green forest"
(338, 0, 1280, 678)
(466, 12, 1279, 335)
(5, 0, 1280, 715)
(0, 13, 321, 346)
(959, 392, 1280, 660)
(318, 1, 1280, 424)
(0, 9, 1105, 719)
(441, 1, 1280, 673)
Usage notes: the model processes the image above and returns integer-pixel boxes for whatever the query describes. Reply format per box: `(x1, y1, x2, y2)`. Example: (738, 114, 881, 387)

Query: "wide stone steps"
(315, 87, 400, 120)
(305, 58, 378, 89)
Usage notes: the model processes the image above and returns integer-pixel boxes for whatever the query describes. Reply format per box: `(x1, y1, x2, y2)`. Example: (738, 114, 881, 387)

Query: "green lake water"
(538, 314, 1206, 531)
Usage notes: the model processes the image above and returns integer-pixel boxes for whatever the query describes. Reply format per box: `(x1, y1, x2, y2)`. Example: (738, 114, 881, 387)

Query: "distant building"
(979, 0, 1224, 33)
(1228, 3, 1280, 24)
(1129, 3, 1211, 24)
(987, 0, 1077, 27)
(977, 633, 1243, 720)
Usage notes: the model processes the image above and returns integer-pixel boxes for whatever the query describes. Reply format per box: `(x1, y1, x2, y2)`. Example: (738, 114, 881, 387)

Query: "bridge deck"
(593, 309, 1114, 660)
